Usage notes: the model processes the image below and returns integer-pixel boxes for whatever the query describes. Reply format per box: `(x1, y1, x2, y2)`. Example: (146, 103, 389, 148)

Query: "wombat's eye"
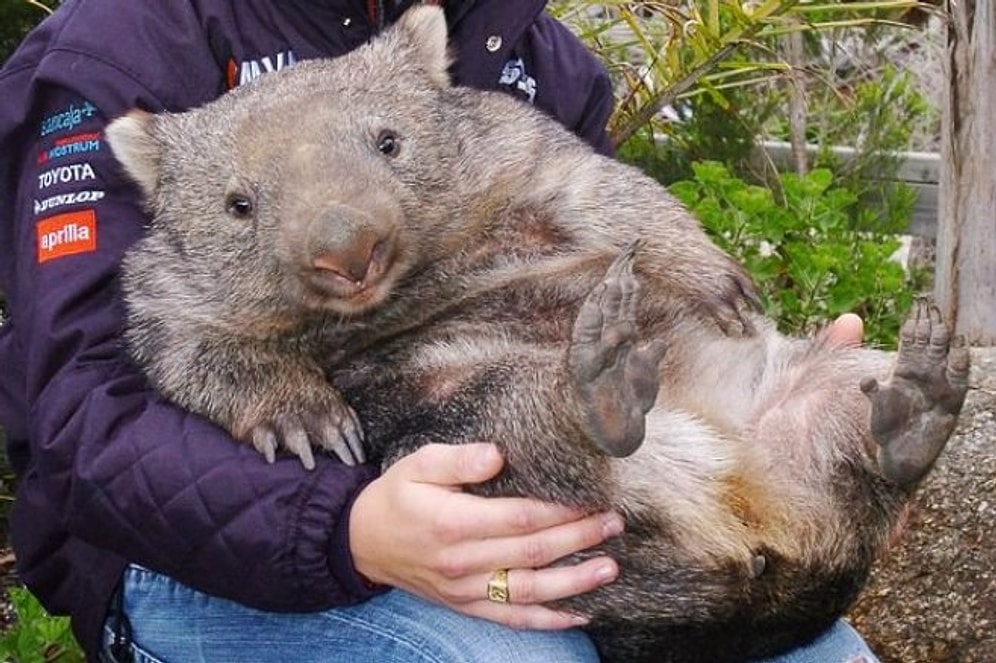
(376, 130, 400, 157)
(225, 193, 255, 218)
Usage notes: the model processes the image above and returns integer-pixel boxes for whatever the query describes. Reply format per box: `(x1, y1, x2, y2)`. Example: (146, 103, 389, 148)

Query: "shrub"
(0, 587, 83, 663)
(669, 161, 925, 346)
(0, 0, 58, 64)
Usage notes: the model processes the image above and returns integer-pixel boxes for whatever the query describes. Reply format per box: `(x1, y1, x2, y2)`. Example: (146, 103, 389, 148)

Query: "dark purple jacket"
(0, 0, 613, 657)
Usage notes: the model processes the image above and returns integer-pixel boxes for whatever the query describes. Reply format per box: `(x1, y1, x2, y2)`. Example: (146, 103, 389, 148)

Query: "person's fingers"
(826, 312, 864, 347)
(463, 600, 591, 630)
(397, 443, 597, 540)
(435, 510, 624, 578)
(430, 493, 609, 543)
(396, 442, 505, 486)
(455, 557, 620, 629)
(444, 555, 618, 608)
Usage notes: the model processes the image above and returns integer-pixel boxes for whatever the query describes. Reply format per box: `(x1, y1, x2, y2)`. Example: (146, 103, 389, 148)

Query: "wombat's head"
(107, 6, 459, 319)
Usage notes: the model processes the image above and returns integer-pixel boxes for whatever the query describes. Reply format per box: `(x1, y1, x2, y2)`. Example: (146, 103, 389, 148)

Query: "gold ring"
(486, 568, 510, 603)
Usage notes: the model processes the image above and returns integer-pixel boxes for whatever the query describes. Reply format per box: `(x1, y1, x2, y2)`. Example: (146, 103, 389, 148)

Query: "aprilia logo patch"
(36, 209, 97, 263)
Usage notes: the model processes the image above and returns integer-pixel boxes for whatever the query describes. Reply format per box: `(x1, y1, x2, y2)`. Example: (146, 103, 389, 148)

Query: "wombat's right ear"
(105, 109, 163, 198)
(395, 4, 452, 88)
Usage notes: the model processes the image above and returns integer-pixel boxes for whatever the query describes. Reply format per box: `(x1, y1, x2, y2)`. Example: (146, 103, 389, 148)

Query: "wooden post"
(935, 0, 996, 344)
(785, 21, 808, 175)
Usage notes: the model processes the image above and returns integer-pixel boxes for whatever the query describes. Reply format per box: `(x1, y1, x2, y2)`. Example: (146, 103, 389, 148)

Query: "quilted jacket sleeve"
(527, 12, 616, 156)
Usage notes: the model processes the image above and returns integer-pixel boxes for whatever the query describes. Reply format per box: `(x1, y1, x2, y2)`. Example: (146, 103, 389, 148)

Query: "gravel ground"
(848, 347, 996, 662)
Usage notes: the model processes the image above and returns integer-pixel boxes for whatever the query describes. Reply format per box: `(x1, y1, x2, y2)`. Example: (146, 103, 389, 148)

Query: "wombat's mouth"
(299, 269, 386, 313)
(298, 234, 404, 314)
(300, 259, 406, 316)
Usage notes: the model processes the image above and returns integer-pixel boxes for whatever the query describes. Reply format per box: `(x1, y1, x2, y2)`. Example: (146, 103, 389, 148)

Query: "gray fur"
(107, 7, 969, 661)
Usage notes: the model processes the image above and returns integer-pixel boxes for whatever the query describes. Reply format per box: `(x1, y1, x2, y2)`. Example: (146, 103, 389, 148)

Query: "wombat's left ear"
(395, 4, 452, 87)
(105, 109, 163, 199)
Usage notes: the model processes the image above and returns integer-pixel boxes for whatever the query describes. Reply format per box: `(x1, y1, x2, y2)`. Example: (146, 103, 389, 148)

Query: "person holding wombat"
(0, 1, 883, 661)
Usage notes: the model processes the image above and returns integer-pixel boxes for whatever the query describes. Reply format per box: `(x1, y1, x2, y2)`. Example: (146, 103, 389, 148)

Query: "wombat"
(106, 7, 969, 662)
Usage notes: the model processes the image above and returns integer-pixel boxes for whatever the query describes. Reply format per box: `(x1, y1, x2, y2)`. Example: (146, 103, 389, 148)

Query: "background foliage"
(550, 0, 938, 344)
(0, 0, 57, 63)
(670, 161, 923, 345)
(0, 588, 82, 663)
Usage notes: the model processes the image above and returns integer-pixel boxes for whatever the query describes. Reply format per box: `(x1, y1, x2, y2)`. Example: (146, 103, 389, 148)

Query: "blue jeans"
(103, 565, 879, 662)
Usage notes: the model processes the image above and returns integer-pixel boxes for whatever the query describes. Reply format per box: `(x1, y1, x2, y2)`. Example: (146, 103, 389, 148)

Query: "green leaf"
(802, 168, 834, 194)
(729, 185, 774, 215)
(0, 586, 84, 662)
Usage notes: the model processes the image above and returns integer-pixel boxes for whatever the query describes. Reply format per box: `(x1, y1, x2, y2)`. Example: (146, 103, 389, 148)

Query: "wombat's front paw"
(245, 390, 365, 470)
(567, 243, 667, 457)
(693, 274, 761, 336)
(860, 299, 970, 487)
(693, 267, 760, 337)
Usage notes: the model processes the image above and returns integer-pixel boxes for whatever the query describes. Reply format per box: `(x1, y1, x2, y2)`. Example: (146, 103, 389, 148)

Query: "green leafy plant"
(616, 86, 767, 186)
(759, 64, 931, 233)
(549, 0, 934, 150)
(670, 160, 924, 346)
(558, 3, 936, 258)
(0, 586, 83, 662)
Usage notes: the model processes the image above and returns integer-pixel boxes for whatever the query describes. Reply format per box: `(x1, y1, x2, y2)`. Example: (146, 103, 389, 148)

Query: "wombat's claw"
(860, 299, 970, 487)
(568, 245, 667, 457)
(682, 254, 759, 338)
(702, 272, 759, 337)
(281, 417, 319, 470)
(250, 416, 318, 470)
(248, 399, 366, 471)
(312, 404, 366, 466)
(251, 426, 280, 466)
(750, 554, 767, 579)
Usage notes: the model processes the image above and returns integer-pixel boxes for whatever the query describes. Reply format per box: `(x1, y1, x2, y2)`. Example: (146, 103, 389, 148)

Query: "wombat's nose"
(311, 231, 394, 288)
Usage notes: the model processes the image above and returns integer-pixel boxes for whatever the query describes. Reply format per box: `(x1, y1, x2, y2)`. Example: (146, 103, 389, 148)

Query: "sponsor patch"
(37, 162, 97, 190)
(37, 132, 102, 165)
(36, 209, 97, 263)
(39, 101, 98, 137)
(34, 189, 106, 215)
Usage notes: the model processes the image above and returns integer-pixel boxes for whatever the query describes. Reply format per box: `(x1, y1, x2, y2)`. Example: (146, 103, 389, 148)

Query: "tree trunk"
(935, 0, 996, 345)
(785, 22, 808, 175)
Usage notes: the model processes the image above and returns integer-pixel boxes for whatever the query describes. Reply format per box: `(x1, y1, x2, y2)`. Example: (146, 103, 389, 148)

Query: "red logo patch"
(36, 209, 97, 263)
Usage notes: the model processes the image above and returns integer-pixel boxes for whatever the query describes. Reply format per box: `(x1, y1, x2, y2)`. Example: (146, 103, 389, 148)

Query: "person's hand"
(349, 443, 623, 629)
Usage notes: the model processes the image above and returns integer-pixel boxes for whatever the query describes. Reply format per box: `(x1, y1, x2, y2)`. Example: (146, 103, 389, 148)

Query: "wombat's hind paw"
(861, 299, 970, 487)
(568, 242, 667, 457)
